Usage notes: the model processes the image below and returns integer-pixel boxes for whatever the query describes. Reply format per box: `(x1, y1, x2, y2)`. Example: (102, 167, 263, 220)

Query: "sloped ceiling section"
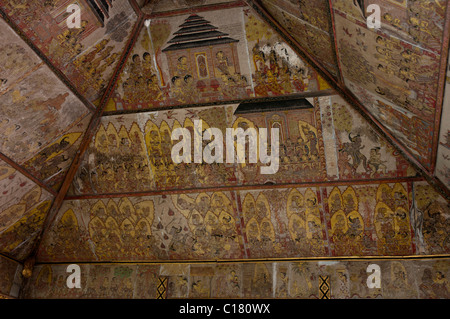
(0, 159, 53, 262)
(0, 18, 93, 192)
(0, 0, 138, 106)
(0, 1, 143, 267)
(436, 44, 450, 192)
(251, 0, 450, 196)
(104, 2, 331, 112)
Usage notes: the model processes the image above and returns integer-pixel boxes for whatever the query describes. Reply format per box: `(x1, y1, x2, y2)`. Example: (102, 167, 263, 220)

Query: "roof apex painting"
(104, 3, 330, 112)
(253, 0, 450, 181)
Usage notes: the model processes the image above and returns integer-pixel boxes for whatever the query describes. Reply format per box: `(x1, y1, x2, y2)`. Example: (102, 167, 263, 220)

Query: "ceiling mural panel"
(0, 0, 138, 104)
(70, 96, 414, 197)
(37, 179, 448, 263)
(24, 258, 450, 299)
(243, 9, 326, 95)
(0, 64, 90, 164)
(362, 0, 446, 54)
(105, 5, 326, 112)
(0, 14, 94, 189)
(0, 159, 53, 261)
(0, 199, 52, 261)
(332, 11, 440, 168)
(319, 95, 415, 180)
(238, 187, 328, 259)
(0, 18, 42, 94)
(0, 63, 92, 187)
(149, 0, 240, 14)
(37, 191, 245, 262)
(324, 182, 414, 256)
(259, 0, 340, 78)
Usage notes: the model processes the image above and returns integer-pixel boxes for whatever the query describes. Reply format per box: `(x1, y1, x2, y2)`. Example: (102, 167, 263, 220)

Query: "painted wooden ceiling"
(0, 0, 449, 273)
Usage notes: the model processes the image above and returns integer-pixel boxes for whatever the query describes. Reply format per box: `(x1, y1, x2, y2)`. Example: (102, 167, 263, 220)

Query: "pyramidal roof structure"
(162, 14, 238, 52)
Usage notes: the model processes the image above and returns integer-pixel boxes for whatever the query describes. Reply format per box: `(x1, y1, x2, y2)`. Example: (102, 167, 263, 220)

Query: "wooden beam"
(64, 176, 425, 201)
(246, 0, 450, 200)
(102, 89, 336, 116)
(28, 16, 146, 259)
(33, 254, 450, 266)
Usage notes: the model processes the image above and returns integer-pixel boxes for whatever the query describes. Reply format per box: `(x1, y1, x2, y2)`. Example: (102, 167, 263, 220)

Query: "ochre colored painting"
(38, 190, 244, 262)
(324, 183, 413, 256)
(0, 0, 449, 301)
(37, 179, 449, 263)
(71, 96, 414, 196)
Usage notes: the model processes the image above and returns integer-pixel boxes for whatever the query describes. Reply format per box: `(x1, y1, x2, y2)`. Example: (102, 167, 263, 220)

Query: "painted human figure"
(368, 147, 387, 177)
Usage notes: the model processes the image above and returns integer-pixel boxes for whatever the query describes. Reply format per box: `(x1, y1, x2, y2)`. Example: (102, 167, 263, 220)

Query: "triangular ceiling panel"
(142, 0, 242, 15)
(0, 0, 138, 105)
(104, 3, 331, 112)
(0, 18, 93, 192)
(253, 0, 450, 186)
(259, 0, 340, 79)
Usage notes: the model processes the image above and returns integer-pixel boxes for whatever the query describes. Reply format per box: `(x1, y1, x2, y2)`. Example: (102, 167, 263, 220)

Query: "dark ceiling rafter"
(327, 0, 345, 84)
(26, 15, 147, 266)
(0, 152, 57, 197)
(103, 88, 335, 116)
(246, 0, 450, 200)
(144, 0, 246, 18)
(64, 175, 425, 201)
(0, 8, 97, 114)
(0, 251, 23, 266)
(140, 0, 158, 15)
